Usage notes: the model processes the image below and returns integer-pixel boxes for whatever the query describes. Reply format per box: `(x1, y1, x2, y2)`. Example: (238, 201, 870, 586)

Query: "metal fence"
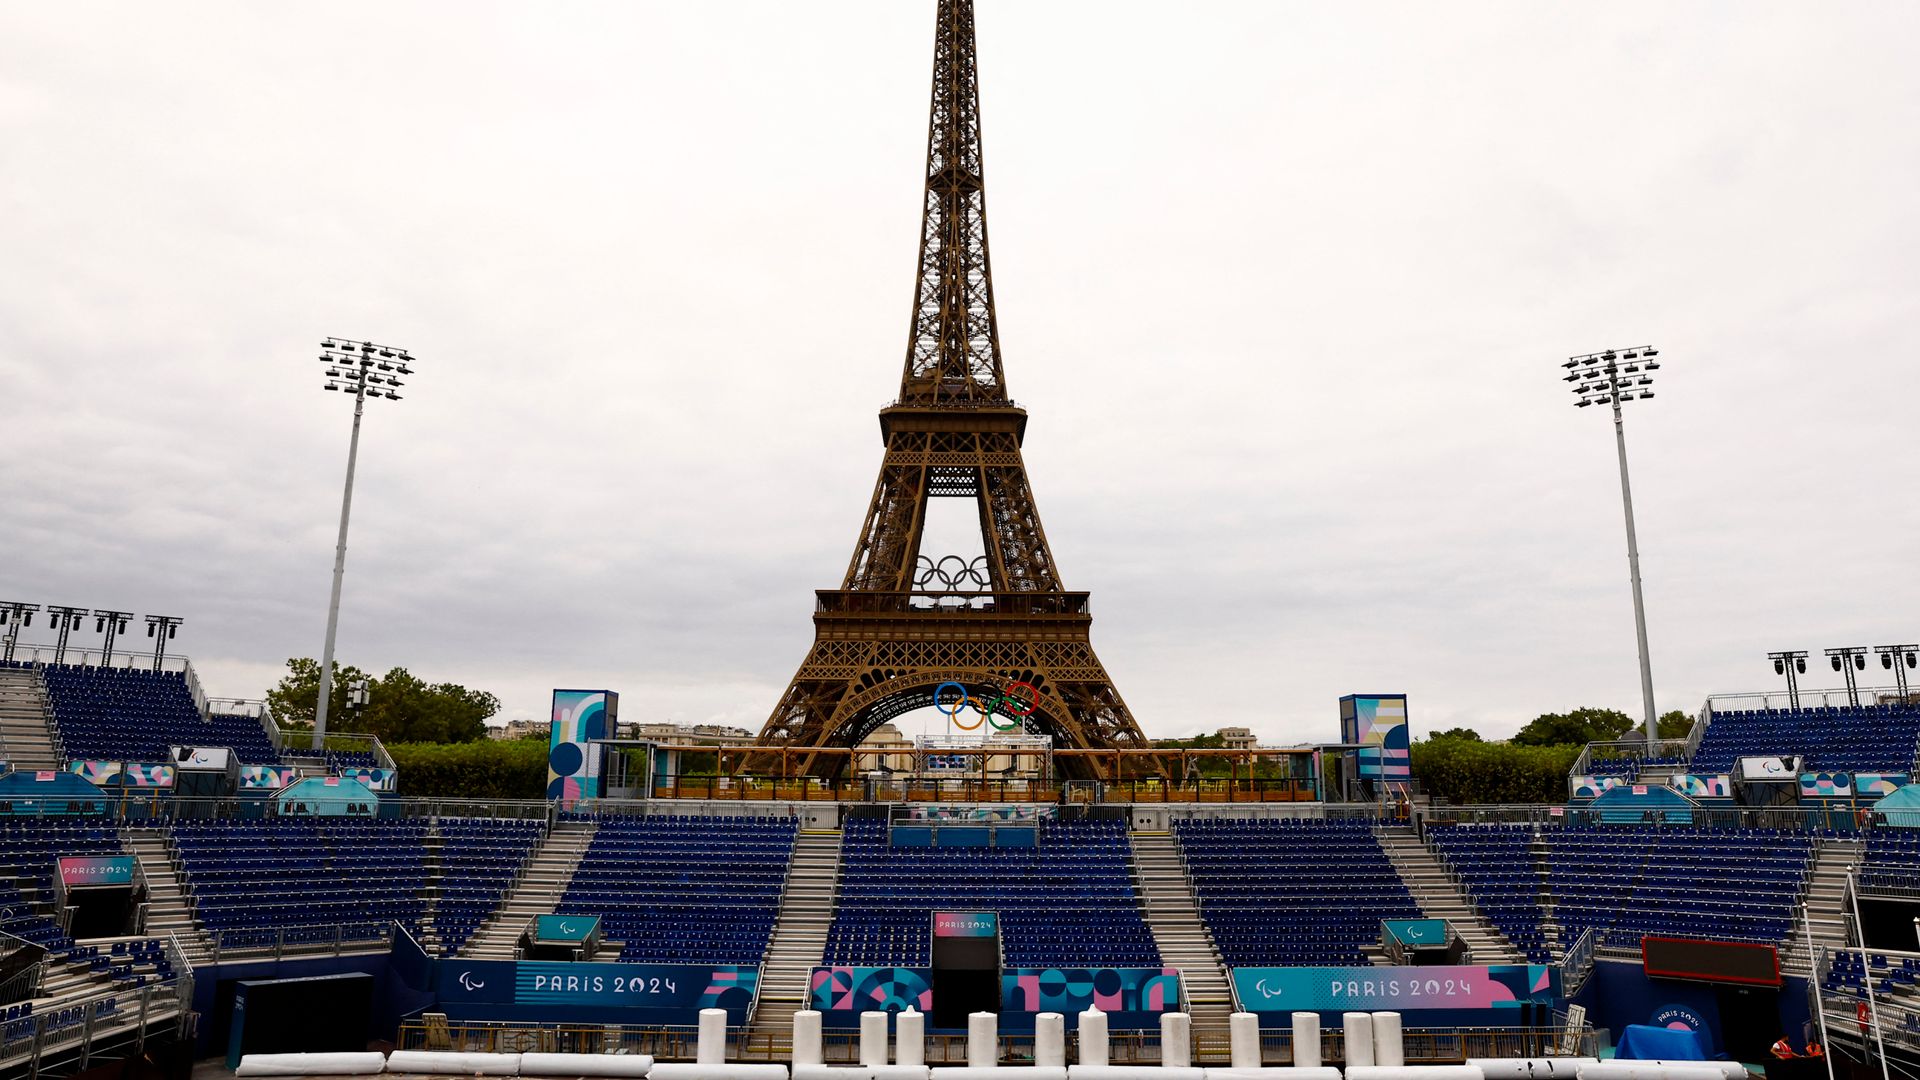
(395, 1020, 1595, 1064)
(0, 968, 194, 1078)
(643, 776, 1321, 804)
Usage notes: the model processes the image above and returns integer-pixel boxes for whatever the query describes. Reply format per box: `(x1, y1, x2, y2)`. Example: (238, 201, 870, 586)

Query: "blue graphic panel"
(436, 960, 756, 1025)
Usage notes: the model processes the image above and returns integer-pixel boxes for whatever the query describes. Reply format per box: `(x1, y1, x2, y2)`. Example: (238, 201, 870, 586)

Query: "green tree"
(385, 740, 548, 799)
(1430, 727, 1482, 742)
(266, 658, 498, 744)
(1635, 710, 1693, 740)
(1410, 738, 1581, 804)
(1512, 707, 1633, 747)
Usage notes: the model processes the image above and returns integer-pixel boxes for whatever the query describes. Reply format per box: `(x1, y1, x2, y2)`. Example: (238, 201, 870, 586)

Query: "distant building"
(489, 718, 547, 741)
(628, 722, 757, 747)
(1218, 726, 1258, 750)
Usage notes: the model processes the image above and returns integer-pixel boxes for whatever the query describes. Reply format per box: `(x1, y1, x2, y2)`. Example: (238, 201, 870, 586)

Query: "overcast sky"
(4, 1, 1917, 747)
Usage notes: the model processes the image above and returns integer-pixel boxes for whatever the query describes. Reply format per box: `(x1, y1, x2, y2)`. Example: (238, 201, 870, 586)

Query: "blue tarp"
(1874, 783, 1920, 829)
(1590, 783, 1697, 825)
(0, 769, 110, 815)
(273, 776, 378, 817)
(1616, 1023, 1710, 1060)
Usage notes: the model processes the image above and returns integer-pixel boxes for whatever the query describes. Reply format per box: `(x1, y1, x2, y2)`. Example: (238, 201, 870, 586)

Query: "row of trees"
(1412, 706, 1693, 804)
(265, 658, 500, 744)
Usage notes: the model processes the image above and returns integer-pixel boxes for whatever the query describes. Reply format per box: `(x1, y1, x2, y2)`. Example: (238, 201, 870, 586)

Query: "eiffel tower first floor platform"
(752, 590, 1158, 780)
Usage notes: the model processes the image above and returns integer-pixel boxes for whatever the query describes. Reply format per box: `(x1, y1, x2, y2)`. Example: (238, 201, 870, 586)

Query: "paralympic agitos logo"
(933, 681, 1039, 732)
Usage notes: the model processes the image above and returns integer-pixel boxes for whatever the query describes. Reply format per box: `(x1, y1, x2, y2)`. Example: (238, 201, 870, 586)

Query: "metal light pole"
(0, 602, 38, 664)
(145, 615, 184, 672)
(312, 337, 413, 751)
(93, 609, 133, 666)
(1874, 644, 1918, 701)
(1563, 346, 1663, 754)
(1768, 650, 1808, 710)
(1826, 646, 1869, 707)
(44, 605, 90, 666)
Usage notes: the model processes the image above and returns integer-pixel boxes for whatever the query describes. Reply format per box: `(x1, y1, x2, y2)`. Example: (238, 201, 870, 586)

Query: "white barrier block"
(862, 1011, 890, 1067)
(1576, 1066, 1728, 1080)
(1205, 1060, 1344, 1068)
(1609, 1065, 1745, 1080)
(699, 1007, 730, 1065)
(1342, 1014, 1374, 1069)
(520, 1053, 655, 1077)
(1161, 1012, 1193, 1069)
(946, 1071, 1067, 1080)
(1078, 1008, 1109, 1067)
(1372, 1012, 1404, 1068)
(1206, 1070, 1344, 1080)
(1228, 1012, 1261, 1070)
(792, 1068, 872, 1080)
(1036, 1013, 1067, 1069)
(236, 1052, 388, 1076)
(649, 1065, 788, 1080)
(1467, 1059, 1600, 1080)
(870, 1068, 931, 1080)
(794, 1010, 825, 1067)
(897, 1008, 926, 1067)
(1291, 1012, 1321, 1069)
(386, 1050, 521, 1075)
(969, 1012, 1000, 1069)
(1347, 1067, 1486, 1080)
(1068, 1067, 1204, 1080)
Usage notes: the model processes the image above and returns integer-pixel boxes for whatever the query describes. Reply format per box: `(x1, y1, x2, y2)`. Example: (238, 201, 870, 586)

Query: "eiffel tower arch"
(754, 0, 1152, 777)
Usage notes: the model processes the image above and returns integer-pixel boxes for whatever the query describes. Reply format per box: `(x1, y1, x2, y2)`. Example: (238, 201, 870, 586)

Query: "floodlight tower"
(44, 605, 90, 665)
(1562, 345, 1663, 753)
(1874, 644, 1918, 702)
(312, 337, 413, 751)
(92, 609, 134, 665)
(0, 602, 39, 664)
(145, 614, 184, 672)
(1826, 646, 1869, 707)
(1768, 650, 1809, 710)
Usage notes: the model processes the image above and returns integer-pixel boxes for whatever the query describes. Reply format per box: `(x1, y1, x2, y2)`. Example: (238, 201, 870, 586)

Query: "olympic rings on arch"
(932, 681, 970, 717)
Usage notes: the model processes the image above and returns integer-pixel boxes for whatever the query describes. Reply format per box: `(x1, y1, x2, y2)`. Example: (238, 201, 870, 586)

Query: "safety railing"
(394, 1021, 1597, 1065)
(0, 930, 45, 1006)
(1561, 927, 1598, 996)
(0, 966, 192, 1076)
(1706, 686, 1918, 712)
(643, 776, 1320, 804)
(206, 920, 394, 963)
(2, 646, 192, 674)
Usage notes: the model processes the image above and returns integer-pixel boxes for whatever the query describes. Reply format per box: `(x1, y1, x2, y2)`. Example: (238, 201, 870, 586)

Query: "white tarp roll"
(1466, 1059, 1601, 1079)
(1593, 1065, 1745, 1080)
(1347, 1067, 1487, 1080)
(1068, 1068, 1204, 1080)
(1292, 1012, 1322, 1068)
(1161, 1012, 1193, 1069)
(1576, 1066, 1728, 1080)
(234, 1052, 388, 1076)
(1079, 1008, 1109, 1066)
(862, 1011, 890, 1067)
(1229, 1013, 1261, 1070)
(386, 1050, 521, 1075)
(700, 1007, 730, 1065)
(1343, 1014, 1375, 1069)
(1206, 1070, 1344, 1080)
(650, 1066, 790, 1080)
(1037, 1013, 1067, 1068)
(1372, 1012, 1404, 1068)
(898, 1008, 926, 1067)
(793, 1010, 825, 1067)
(520, 1053, 656, 1077)
(969, 1012, 1000, 1069)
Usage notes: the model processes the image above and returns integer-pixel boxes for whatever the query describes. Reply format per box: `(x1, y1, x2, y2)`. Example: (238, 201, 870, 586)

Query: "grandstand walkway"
(748, 829, 843, 1042)
(0, 665, 61, 771)
(124, 827, 214, 965)
(1129, 831, 1234, 1033)
(1790, 836, 1860, 976)
(460, 819, 598, 960)
(1379, 827, 1522, 963)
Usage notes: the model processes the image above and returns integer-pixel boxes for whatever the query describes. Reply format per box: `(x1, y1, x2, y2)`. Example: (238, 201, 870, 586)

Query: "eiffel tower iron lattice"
(754, 0, 1152, 777)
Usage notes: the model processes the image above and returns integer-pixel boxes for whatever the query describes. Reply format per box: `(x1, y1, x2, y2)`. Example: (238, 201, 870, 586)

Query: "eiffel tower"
(754, 0, 1151, 776)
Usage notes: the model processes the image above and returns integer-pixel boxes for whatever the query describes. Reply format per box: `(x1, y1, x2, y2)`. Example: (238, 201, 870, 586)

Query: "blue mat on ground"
(1617, 1023, 1710, 1060)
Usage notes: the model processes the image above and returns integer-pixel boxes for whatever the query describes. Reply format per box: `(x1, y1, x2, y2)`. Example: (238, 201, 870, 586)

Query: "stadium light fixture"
(144, 614, 184, 672)
(1563, 345, 1664, 754)
(44, 604, 90, 665)
(92, 608, 134, 665)
(1825, 646, 1870, 707)
(311, 337, 415, 751)
(1875, 644, 1919, 701)
(1767, 650, 1809, 710)
(0, 601, 39, 664)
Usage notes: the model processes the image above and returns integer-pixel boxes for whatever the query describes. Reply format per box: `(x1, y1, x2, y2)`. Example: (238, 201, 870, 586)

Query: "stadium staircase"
(1793, 837, 1862, 975)
(121, 827, 214, 965)
(0, 666, 62, 770)
(1129, 831, 1235, 1031)
(747, 829, 843, 1040)
(1379, 826, 1522, 963)
(460, 819, 598, 959)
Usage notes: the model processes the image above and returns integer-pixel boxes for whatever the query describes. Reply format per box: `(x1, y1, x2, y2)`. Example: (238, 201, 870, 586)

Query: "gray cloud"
(3, 1, 1916, 747)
